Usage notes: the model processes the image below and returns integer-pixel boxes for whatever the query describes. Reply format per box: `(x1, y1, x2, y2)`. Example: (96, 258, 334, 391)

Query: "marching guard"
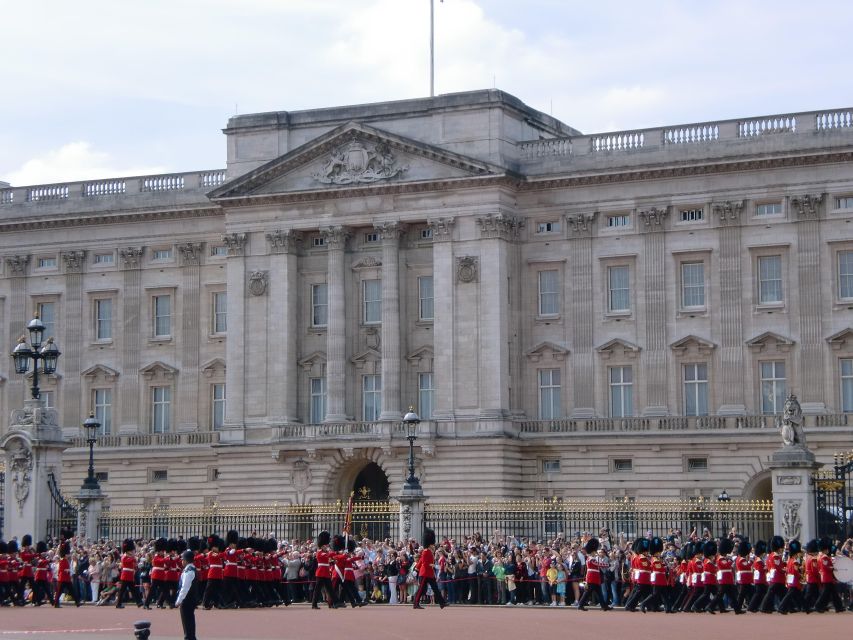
(777, 539, 805, 614)
(733, 540, 754, 614)
(412, 528, 446, 610)
(311, 530, 336, 609)
(747, 540, 768, 612)
(577, 537, 609, 611)
(813, 537, 845, 613)
(760, 536, 787, 613)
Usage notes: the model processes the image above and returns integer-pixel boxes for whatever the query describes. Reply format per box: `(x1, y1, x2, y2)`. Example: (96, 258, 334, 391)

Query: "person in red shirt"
(577, 537, 609, 611)
(802, 538, 821, 612)
(311, 530, 336, 609)
(733, 540, 754, 613)
(759, 535, 786, 613)
(691, 540, 718, 612)
(53, 543, 80, 607)
(116, 538, 141, 608)
(413, 529, 446, 609)
(777, 539, 805, 614)
(747, 540, 768, 612)
(813, 537, 845, 613)
(203, 536, 224, 609)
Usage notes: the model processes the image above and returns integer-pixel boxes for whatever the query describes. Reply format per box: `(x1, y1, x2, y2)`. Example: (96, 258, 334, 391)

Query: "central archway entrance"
(346, 461, 391, 541)
(352, 461, 389, 501)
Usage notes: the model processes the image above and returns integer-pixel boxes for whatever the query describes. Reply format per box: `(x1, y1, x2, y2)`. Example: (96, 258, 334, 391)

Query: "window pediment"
(81, 364, 120, 382)
(200, 358, 226, 378)
(827, 327, 853, 350)
(596, 338, 641, 360)
(140, 361, 178, 381)
(350, 348, 381, 369)
(670, 335, 716, 357)
(299, 351, 327, 372)
(746, 331, 794, 354)
(525, 341, 570, 362)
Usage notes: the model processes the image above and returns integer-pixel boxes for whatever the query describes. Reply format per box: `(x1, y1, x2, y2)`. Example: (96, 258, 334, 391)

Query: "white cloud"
(3, 142, 166, 187)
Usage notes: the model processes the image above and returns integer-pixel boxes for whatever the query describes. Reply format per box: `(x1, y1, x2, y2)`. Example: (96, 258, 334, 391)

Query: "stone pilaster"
(769, 445, 821, 541)
(376, 221, 404, 422)
(223, 233, 247, 430)
(427, 218, 455, 422)
(118, 247, 143, 433)
(638, 207, 669, 415)
(177, 243, 203, 431)
(792, 194, 826, 413)
(323, 227, 350, 422)
(565, 213, 596, 417)
(4, 255, 29, 412)
(714, 201, 747, 415)
(266, 230, 301, 423)
(60, 251, 85, 429)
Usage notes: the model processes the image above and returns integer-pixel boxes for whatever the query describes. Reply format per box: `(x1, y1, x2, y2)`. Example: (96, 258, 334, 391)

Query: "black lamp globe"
(11, 337, 33, 374)
(403, 408, 420, 437)
(27, 314, 46, 350)
(39, 338, 61, 375)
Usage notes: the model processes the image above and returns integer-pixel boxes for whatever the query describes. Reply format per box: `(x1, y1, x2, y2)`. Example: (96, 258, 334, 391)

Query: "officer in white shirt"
(175, 550, 199, 640)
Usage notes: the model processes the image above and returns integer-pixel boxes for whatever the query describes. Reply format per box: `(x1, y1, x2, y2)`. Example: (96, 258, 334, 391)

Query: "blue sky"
(2, 0, 852, 185)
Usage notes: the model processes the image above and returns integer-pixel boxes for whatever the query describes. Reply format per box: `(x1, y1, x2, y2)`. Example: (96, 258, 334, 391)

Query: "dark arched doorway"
(352, 461, 389, 501)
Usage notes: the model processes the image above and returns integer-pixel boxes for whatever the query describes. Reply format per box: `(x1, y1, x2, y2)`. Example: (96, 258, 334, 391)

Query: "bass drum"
(834, 555, 853, 585)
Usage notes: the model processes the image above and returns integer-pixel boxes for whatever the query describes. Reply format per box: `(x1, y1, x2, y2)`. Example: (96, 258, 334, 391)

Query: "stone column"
(565, 214, 596, 417)
(60, 251, 86, 429)
(638, 207, 669, 416)
(4, 256, 30, 412)
(266, 230, 301, 424)
(769, 443, 821, 541)
(792, 194, 826, 414)
(714, 202, 747, 415)
(76, 485, 104, 542)
(177, 243, 203, 431)
(428, 218, 455, 422)
(323, 227, 350, 422)
(377, 221, 404, 422)
(118, 248, 143, 434)
(223, 233, 248, 432)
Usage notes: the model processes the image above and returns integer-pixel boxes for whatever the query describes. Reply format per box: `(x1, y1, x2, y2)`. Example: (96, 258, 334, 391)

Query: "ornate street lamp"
(717, 489, 731, 538)
(10, 313, 61, 400)
(81, 413, 101, 491)
(402, 408, 422, 492)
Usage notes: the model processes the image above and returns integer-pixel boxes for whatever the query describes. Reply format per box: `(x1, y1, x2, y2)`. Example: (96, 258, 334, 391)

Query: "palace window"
(310, 377, 327, 423)
(536, 221, 560, 234)
(362, 374, 381, 422)
(612, 458, 633, 472)
(758, 255, 783, 304)
(839, 251, 853, 300)
(212, 291, 227, 334)
(421, 228, 433, 240)
(760, 361, 786, 414)
(683, 363, 709, 417)
(687, 457, 708, 472)
(153, 295, 171, 337)
(312, 236, 325, 247)
(37, 301, 57, 340)
(311, 283, 328, 327)
(607, 214, 629, 228)
(92, 388, 112, 435)
(756, 202, 783, 216)
(538, 368, 561, 420)
(418, 372, 434, 420)
(607, 265, 630, 312)
(362, 279, 381, 324)
(152, 248, 173, 261)
(841, 359, 853, 412)
(538, 270, 559, 316)
(210, 245, 228, 257)
(37, 256, 57, 269)
(609, 366, 633, 417)
(93, 253, 114, 265)
(211, 383, 226, 430)
(542, 459, 561, 474)
(95, 298, 113, 341)
(418, 276, 434, 321)
(681, 262, 705, 308)
(836, 197, 853, 209)
(42, 390, 55, 409)
(680, 208, 704, 222)
(151, 386, 171, 433)
(364, 232, 379, 243)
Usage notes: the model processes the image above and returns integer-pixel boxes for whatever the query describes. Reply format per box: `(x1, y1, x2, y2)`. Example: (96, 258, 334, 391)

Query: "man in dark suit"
(175, 550, 199, 640)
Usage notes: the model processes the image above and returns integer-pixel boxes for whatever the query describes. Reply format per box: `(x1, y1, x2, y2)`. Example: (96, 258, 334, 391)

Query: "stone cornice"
(0, 204, 221, 233)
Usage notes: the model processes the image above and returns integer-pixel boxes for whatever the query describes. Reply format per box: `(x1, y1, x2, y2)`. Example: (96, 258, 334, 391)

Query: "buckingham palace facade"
(2, 90, 853, 508)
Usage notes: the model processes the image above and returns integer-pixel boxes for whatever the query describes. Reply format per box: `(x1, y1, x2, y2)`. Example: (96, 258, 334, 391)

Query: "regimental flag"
(343, 491, 355, 536)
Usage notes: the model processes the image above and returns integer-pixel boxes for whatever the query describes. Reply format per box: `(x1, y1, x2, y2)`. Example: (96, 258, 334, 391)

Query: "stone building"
(1, 90, 853, 509)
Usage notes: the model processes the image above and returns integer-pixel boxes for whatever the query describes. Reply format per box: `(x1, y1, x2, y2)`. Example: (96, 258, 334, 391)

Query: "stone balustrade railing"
(519, 108, 853, 159)
(67, 431, 221, 448)
(0, 169, 226, 208)
(515, 413, 850, 435)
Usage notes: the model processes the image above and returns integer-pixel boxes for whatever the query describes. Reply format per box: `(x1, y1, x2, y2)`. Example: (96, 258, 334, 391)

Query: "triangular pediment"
(350, 348, 381, 364)
(525, 341, 570, 362)
(81, 364, 120, 381)
(746, 331, 794, 353)
(298, 351, 326, 371)
(406, 345, 434, 362)
(209, 122, 509, 202)
(596, 338, 641, 359)
(669, 335, 716, 356)
(140, 361, 179, 380)
(201, 358, 226, 378)
(827, 327, 853, 349)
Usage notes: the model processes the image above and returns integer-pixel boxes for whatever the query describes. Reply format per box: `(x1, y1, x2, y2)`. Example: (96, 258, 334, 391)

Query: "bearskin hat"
(0, 541, 7, 553)
(703, 540, 717, 557)
(226, 530, 239, 546)
(36, 541, 47, 554)
(805, 539, 819, 554)
(788, 539, 802, 555)
(737, 540, 752, 557)
(58, 542, 70, 557)
(166, 538, 177, 553)
(187, 536, 201, 552)
(754, 540, 767, 556)
(332, 534, 345, 552)
(770, 535, 785, 552)
(122, 538, 135, 553)
(818, 536, 832, 552)
(22, 534, 32, 547)
(238, 537, 248, 550)
(423, 528, 436, 548)
(7, 540, 18, 553)
(317, 530, 331, 547)
(199, 537, 208, 552)
(650, 537, 664, 555)
(347, 538, 356, 553)
(154, 537, 167, 552)
(719, 538, 734, 555)
(584, 537, 600, 554)
(214, 536, 225, 551)
(631, 538, 644, 553)
(176, 539, 187, 553)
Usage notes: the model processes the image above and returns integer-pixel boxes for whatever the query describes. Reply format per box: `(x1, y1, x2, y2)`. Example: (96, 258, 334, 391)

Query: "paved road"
(0, 603, 848, 640)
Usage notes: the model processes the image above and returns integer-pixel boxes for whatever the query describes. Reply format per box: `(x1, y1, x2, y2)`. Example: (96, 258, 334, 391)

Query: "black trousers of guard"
(706, 584, 736, 612)
(115, 580, 141, 607)
(54, 581, 79, 607)
(814, 581, 844, 612)
(691, 585, 715, 612)
(33, 579, 50, 605)
(624, 584, 651, 611)
(180, 599, 198, 640)
(747, 583, 767, 611)
(802, 582, 820, 612)
(414, 576, 445, 608)
(311, 577, 335, 608)
(144, 580, 163, 608)
(222, 577, 244, 607)
(734, 583, 754, 612)
(777, 586, 806, 613)
(340, 580, 361, 607)
(760, 582, 786, 612)
(678, 586, 697, 611)
(157, 580, 177, 608)
(639, 585, 669, 612)
(578, 583, 609, 610)
(202, 578, 222, 608)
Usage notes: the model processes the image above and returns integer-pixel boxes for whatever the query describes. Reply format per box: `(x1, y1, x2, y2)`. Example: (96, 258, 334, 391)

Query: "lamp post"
(81, 413, 101, 492)
(10, 313, 61, 400)
(402, 408, 421, 493)
(717, 489, 731, 537)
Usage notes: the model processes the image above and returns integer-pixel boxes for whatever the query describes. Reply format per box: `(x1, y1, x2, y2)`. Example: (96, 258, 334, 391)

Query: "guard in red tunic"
(413, 528, 446, 609)
(624, 538, 652, 611)
(759, 535, 787, 613)
(311, 530, 336, 609)
(639, 536, 668, 613)
(203, 536, 225, 609)
(116, 538, 142, 607)
(679, 543, 704, 612)
(577, 537, 609, 610)
(813, 537, 845, 613)
(0, 540, 10, 605)
(222, 530, 244, 608)
(144, 537, 167, 609)
(339, 538, 364, 608)
(747, 540, 768, 612)
(802, 538, 820, 612)
(691, 540, 718, 612)
(733, 540, 753, 614)
(777, 539, 805, 614)
(5, 540, 22, 606)
(705, 538, 736, 613)
(32, 541, 50, 605)
(17, 535, 36, 605)
(53, 543, 80, 607)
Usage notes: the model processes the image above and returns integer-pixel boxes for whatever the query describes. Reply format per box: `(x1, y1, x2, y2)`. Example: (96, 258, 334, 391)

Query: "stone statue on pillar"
(777, 394, 807, 448)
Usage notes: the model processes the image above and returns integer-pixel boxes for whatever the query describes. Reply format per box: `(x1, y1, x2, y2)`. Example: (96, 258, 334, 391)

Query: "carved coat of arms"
(248, 270, 269, 296)
(313, 141, 407, 185)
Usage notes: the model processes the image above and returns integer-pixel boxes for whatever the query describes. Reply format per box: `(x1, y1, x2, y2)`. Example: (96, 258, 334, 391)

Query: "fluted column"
(223, 233, 247, 428)
(4, 256, 30, 416)
(118, 247, 143, 433)
(565, 214, 596, 417)
(177, 242, 203, 431)
(428, 218, 455, 421)
(266, 230, 301, 423)
(60, 251, 86, 428)
(638, 207, 669, 415)
(323, 226, 350, 422)
(714, 201, 746, 415)
(377, 221, 403, 421)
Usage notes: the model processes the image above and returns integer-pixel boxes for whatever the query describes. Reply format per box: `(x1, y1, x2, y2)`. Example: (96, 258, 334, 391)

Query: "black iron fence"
(424, 498, 774, 543)
(814, 450, 853, 540)
(46, 471, 78, 540)
(0, 462, 5, 539)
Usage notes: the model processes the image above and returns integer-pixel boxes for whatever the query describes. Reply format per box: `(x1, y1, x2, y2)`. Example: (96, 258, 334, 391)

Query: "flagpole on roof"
(430, 0, 435, 97)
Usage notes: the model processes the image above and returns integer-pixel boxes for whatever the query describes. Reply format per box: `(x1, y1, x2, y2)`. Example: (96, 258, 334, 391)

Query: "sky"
(2, 0, 853, 186)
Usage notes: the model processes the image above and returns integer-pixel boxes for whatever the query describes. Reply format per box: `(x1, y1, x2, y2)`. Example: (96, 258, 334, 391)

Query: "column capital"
(638, 206, 669, 231)
(119, 247, 144, 270)
(713, 200, 744, 226)
(5, 254, 30, 276)
(564, 212, 597, 237)
(177, 242, 204, 266)
(222, 232, 247, 256)
(321, 226, 351, 251)
(375, 221, 405, 244)
(791, 193, 824, 220)
(61, 250, 86, 274)
(266, 229, 302, 254)
(427, 217, 455, 242)
(476, 213, 524, 240)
